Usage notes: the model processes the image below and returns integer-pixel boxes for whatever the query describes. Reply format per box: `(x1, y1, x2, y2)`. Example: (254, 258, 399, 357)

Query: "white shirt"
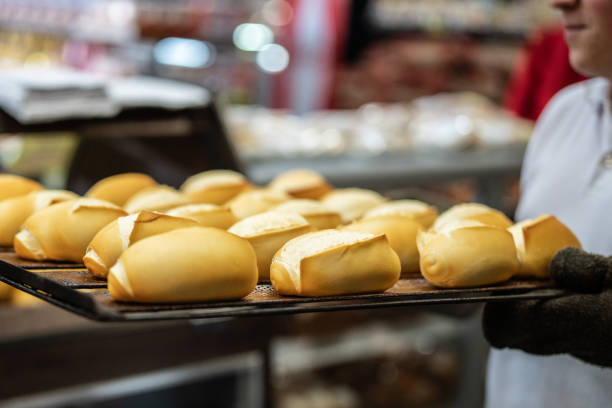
(486, 78, 612, 407)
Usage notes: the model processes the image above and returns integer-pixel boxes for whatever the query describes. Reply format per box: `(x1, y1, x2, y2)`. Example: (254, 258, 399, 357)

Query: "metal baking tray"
(0, 251, 565, 322)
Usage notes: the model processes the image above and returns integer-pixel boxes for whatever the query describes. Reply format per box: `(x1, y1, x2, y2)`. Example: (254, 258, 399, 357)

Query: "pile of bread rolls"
(0, 169, 581, 305)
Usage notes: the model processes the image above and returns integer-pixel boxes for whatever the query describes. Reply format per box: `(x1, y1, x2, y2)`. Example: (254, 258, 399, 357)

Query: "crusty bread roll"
(344, 216, 422, 276)
(84, 211, 199, 278)
(0, 190, 78, 246)
(86, 173, 157, 206)
(320, 188, 387, 223)
(268, 169, 332, 199)
(270, 229, 400, 296)
(431, 203, 512, 232)
(166, 203, 238, 229)
(123, 186, 191, 213)
(11, 289, 44, 307)
(14, 199, 127, 262)
(417, 220, 518, 288)
(508, 214, 582, 278)
(228, 211, 313, 280)
(228, 189, 291, 220)
(364, 199, 438, 228)
(273, 199, 342, 230)
(0, 174, 43, 201)
(108, 227, 258, 303)
(0, 282, 13, 302)
(181, 169, 251, 204)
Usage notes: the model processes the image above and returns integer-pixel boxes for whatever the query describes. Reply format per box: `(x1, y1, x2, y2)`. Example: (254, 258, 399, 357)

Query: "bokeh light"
(233, 23, 274, 52)
(256, 43, 289, 74)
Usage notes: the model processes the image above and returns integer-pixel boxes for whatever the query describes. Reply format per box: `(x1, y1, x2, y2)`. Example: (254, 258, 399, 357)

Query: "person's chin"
(568, 49, 597, 77)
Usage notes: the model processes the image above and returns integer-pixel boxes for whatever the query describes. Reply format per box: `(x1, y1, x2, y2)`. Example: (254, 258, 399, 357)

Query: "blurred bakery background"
(0, 1, 583, 407)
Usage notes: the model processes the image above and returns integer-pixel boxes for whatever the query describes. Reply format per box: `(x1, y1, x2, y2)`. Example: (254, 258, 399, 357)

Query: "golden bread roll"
(364, 199, 438, 228)
(344, 216, 422, 276)
(14, 199, 127, 262)
(108, 227, 258, 303)
(86, 173, 157, 206)
(228, 189, 291, 220)
(270, 229, 400, 296)
(84, 211, 199, 278)
(268, 169, 332, 199)
(273, 199, 342, 230)
(123, 186, 191, 213)
(181, 169, 251, 204)
(508, 214, 582, 278)
(11, 289, 44, 307)
(431, 203, 512, 232)
(417, 220, 519, 288)
(0, 190, 78, 246)
(0, 282, 14, 302)
(320, 188, 387, 223)
(0, 174, 43, 201)
(228, 211, 313, 280)
(166, 203, 238, 229)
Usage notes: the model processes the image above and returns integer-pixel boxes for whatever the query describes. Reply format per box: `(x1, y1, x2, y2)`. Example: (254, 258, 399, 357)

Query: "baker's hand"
(482, 247, 612, 367)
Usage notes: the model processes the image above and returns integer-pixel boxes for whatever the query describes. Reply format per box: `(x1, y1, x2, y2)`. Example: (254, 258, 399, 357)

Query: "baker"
(482, 0, 612, 406)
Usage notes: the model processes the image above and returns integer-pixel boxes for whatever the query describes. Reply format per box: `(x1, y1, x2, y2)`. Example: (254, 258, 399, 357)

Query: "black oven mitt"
(482, 247, 612, 367)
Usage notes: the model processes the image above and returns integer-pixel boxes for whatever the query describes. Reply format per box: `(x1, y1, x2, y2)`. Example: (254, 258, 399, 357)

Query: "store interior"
(0, 1, 584, 407)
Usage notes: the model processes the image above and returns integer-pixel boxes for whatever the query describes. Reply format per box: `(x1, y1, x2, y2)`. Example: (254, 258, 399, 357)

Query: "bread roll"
(123, 186, 191, 213)
(431, 203, 512, 232)
(364, 199, 438, 228)
(270, 229, 400, 296)
(14, 199, 127, 262)
(11, 289, 44, 307)
(321, 188, 386, 223)
(108, 227, 258, 303)
(228, 189, 291, 220)
(268, 169, 332, 199)
(86, 173, 157, 206)
(228, 211, 313, 280)
(181, 169, 251, 204)
(508, 214, 582, 278)
(0, 282, 13, 302)
(166, 203, 238, 229)
(0, 190, 78, 246)
(417, 220, 518, 288)
(84, 211, 199, 278)
(0, 174, 43, 201)
(273, 199, 342, 230)
(344, 216, 422, 276)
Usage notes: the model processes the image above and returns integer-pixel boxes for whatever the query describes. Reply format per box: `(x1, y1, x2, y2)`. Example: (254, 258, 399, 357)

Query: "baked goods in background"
(14, 198, 127, 262)
(363, 199, 438, 229)
(228, 189, 291, 220)
(0, 190, 78, 246)
(108, 227, 258, 303)
(180, 169, 251, 205)
(85, 173, 157, 206)
(344, 216, 422, 277)
(123, 185, 191, 213)
(431, 202, 512, 232)
(84, 211, 199, 278)
(166, 203, 238, 230)
(268, 169, 333, 200)
(0, 174, 43, 201)
(417, 220, 519, 288)
(273, 199, 342, 230)
(508, 214, 582, 278)
(270, 229, 400, 296)
(228, 211, 313, 280)
(320, 188, 387, 223)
